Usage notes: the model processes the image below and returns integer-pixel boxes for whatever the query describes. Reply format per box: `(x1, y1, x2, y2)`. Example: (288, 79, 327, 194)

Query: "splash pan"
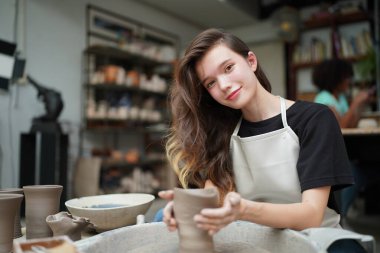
(75, 222, 374, 253)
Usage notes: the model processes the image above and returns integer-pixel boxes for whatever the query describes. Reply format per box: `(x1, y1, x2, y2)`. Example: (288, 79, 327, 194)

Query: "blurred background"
(0, 0, 379, 249)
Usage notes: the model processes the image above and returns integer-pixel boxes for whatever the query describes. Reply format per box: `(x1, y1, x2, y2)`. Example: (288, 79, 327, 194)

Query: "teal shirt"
(314, 90, 349, 116)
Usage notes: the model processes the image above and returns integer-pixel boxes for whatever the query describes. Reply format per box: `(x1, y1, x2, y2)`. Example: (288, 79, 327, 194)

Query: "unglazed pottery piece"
(0, 193, 23, 253)
(46, 211, 92, 241)
(173, 188, 219, 253)
(73, 157, 101, 197)
(0, 188, 24, 238)
(23, 185, 63, 239)
(65, 193, 154, 232)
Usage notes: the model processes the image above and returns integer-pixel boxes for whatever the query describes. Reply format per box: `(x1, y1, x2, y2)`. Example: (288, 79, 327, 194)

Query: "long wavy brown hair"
(166, 28, 271, 200)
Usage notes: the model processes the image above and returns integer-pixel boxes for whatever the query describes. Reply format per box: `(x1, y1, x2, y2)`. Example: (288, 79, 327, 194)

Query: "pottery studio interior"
(1, 0, 380, 252)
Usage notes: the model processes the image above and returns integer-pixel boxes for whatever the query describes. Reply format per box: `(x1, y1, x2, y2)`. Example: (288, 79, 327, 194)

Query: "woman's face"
(195, 44, 258, 110)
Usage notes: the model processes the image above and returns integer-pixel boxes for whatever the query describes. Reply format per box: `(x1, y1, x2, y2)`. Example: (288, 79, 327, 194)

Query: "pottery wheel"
(216, 242, 271, 253)
(127, 241, 271, 253)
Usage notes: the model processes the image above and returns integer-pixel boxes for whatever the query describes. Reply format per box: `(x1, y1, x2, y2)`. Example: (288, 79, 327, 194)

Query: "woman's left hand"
(193, 192, 242, 235)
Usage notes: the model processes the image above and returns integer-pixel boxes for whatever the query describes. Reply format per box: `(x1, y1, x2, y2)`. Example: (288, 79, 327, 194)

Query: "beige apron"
(230, 97, 340, 227)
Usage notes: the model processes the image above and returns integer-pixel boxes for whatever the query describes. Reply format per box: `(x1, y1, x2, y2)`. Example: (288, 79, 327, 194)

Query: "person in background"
(312, 59, 371, 128)
(312, 59, 372, 229)
(158, 28, 366, 252)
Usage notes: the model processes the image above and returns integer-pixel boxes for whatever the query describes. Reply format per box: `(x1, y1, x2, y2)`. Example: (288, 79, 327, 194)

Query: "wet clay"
(46, 211, 92, 241)
(128, 241, 271, 253)
(173, 188, 219, 253)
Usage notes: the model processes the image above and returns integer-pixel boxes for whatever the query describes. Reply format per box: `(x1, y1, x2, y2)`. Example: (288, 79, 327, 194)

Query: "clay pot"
(103, 65, 119, 84)
(173, 188, 219, 253)
(73, 157, 102, 197)
(0, 188, 24, 238)
(46, 211, 92, 241)
(0, 193, 23, 253)
(23, 185, 63, 239)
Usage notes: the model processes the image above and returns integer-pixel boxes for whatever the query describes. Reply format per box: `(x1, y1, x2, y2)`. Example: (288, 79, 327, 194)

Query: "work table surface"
(341, 127, 380, 135)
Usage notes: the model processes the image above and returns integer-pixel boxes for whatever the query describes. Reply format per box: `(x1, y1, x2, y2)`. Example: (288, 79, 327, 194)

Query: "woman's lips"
(227, 87, 241, 100)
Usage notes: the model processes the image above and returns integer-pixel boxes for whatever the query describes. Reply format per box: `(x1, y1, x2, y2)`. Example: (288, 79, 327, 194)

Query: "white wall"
(0, 0, 200, 188)
(231, 20, 279, 45)
(249, 41, 286, 98)
(0, 1, 15, 41)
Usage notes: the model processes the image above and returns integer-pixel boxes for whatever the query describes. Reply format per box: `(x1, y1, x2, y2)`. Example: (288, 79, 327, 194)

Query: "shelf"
(291, 61, 323, 70)
(297, 91, 317, 102)
(83, 124, 169, 134)
(286, 8, 374, 101)
(291, 54, 368, 70)
(86, 84, 167, 98)
(85, 45, 174, 68)
(303, 11, 371, 31)
(101, 158, 166, 170)
(82, 5, 178, 195)
(85, 119, 168, 130)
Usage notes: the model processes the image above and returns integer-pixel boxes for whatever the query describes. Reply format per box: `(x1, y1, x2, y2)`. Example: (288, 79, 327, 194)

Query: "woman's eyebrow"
(200, 58, 231, 85)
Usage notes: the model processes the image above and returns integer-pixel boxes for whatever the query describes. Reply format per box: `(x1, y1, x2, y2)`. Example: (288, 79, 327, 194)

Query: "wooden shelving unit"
(78, 5, 179, 195)
(286, 10, 374, 101)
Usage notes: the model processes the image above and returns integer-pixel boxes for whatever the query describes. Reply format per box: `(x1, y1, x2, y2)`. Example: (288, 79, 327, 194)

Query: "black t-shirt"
(238, 100, 354, 212)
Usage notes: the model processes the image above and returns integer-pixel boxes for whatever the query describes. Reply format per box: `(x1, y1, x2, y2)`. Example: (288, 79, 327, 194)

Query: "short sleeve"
(296, 106, 354, 192)
(315, 91, 337, 107)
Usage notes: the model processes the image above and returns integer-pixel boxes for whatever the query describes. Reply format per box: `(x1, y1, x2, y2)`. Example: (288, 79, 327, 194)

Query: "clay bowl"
(65, 193, 155, 232)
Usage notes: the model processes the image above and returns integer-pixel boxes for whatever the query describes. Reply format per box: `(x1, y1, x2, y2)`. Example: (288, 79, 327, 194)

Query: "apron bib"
(230, 97, 340, 227)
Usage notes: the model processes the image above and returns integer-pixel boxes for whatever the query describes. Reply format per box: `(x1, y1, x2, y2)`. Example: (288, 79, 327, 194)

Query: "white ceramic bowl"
(65, 193, 155, 232)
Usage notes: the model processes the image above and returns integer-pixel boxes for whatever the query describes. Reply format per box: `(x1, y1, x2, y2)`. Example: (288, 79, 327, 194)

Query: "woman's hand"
(352, 90, 370, 108)
(193, 192, 242, 235)
(158, 190, 178, 231)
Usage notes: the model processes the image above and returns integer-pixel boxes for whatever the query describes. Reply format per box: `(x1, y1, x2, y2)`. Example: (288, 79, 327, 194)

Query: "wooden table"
(341, 127, 380, 135)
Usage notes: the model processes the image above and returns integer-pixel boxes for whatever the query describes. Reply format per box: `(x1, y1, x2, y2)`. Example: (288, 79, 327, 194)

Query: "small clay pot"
(46, 211, 92, 241)
(0, 188, 24, 238)
(103, 65, 119, 84)
(23, 185, 63, 239)
(173, 188, 219, 253)
(0, 194, 23, 253)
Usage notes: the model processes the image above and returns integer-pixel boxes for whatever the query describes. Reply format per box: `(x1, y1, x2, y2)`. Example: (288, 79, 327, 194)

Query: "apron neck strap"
(280, 97, 289, 127)
(232, 96, 289, 136)
(233, 118, 242, 135)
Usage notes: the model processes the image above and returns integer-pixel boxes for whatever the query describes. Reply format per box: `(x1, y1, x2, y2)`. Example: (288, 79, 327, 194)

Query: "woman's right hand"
(158, 190, 177, 231)
(352, 90, 370, 108)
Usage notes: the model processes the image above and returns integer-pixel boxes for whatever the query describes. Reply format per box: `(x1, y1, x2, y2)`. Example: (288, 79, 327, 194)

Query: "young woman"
(159, 28, 360, 251)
